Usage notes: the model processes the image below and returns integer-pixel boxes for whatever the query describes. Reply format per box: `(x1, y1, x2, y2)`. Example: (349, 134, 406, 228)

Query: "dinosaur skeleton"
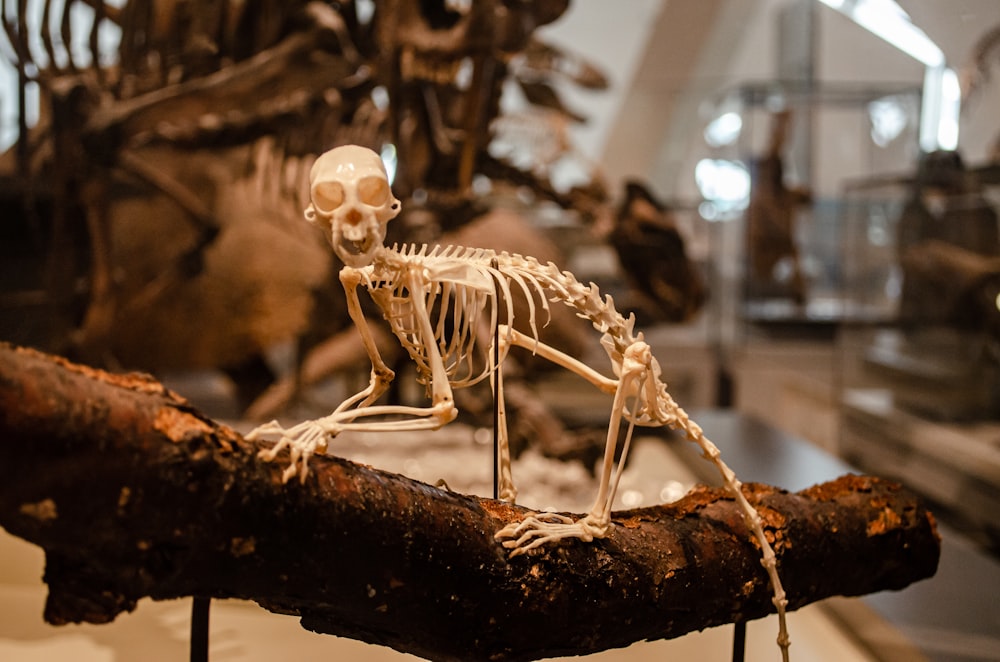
(249, 145, 790, 659)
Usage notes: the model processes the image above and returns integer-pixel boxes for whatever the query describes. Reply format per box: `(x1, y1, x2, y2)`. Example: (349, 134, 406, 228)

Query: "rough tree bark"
(0, 342, 940, 661)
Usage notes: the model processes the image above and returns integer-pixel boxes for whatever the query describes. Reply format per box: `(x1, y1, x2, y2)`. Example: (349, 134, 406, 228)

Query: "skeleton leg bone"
(492, 350, 518, 503)
(490, 325, 618, 506)
(494, 338, 648, 555)
(491, 332, 790, 659)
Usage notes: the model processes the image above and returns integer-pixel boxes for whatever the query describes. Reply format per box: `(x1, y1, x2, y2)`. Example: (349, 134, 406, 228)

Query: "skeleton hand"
(494, 512, 607, 557)
(247, 417, 340, 484)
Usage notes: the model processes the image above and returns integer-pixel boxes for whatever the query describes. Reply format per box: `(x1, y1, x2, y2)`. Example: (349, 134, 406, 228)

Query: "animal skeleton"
(249, 145, 791, 659)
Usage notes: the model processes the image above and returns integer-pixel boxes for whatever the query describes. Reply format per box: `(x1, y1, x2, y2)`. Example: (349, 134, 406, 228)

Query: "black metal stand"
(493, 294, 500, 501)
(190, 596, 211, 662)
(492, 258, 502, 502)
(732, 621, 746, 662)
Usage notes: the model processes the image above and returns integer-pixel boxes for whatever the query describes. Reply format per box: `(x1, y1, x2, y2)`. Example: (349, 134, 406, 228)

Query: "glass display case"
(837, 154, 1000, 552)
(698, 80, 922, 344)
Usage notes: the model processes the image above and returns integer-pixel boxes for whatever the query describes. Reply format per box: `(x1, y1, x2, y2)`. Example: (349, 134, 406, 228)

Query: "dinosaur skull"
(305, 145, 401, 267)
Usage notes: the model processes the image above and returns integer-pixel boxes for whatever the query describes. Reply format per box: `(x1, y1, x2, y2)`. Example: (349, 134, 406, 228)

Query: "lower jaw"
(335, 235, 375, 265)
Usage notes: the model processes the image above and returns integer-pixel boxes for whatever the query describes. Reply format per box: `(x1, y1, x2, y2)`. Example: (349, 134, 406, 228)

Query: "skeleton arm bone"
(247, 268, 397, 483)
(335, 267, 396, 413)
(252, 268, 462, 482)
(334, 268, 459, 426)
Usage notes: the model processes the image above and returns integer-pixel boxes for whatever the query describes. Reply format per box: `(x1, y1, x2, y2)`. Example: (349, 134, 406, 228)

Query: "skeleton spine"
(389, 245, 640, 357)
(496, 252, 684, 428)
(498, 253, 640, 357)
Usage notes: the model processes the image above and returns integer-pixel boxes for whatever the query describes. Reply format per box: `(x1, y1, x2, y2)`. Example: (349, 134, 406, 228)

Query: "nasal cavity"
(345, 208, 363, 225)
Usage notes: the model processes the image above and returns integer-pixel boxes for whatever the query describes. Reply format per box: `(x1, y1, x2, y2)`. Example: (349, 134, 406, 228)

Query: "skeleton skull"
(305, 145, 401, 267)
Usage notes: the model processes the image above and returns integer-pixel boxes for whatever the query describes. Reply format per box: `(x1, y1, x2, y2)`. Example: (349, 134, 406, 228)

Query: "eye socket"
(312, 181, 344, 212)
(358, 176, 390, 206)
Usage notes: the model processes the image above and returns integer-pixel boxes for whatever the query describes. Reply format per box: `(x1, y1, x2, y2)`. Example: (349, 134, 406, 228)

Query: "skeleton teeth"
(339, 235, 365, 255)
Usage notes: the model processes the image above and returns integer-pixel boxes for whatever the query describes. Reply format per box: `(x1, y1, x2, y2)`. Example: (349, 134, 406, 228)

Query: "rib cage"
(361, 243, 645, 394)
(369, 245, 498, 389)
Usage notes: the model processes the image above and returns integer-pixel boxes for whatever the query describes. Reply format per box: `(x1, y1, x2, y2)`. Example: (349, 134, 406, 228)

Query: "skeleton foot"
(248, 419, 333, 484)
(495, 512, 607, 557)
(498, 483, 517, 504)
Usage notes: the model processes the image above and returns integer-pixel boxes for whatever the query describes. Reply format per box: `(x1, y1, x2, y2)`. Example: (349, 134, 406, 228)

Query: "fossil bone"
(249, 145, 791, 659)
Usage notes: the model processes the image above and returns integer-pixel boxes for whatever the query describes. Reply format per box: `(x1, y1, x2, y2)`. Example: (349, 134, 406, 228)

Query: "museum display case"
(699, 80, 922, 343)
(836, 154, 1000, 554)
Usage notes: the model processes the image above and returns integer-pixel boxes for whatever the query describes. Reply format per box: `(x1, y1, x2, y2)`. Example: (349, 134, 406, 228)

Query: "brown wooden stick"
(0, 343, 940, 661)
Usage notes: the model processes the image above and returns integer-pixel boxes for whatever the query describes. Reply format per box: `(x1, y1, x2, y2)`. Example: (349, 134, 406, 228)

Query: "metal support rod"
(190, 596, 210, 662)
(732, 621, 746, 662)
(492, 258, 500, 501)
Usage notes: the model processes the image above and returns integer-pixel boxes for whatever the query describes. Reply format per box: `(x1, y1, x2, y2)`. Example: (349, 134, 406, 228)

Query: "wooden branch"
(0, 342, 940, 661)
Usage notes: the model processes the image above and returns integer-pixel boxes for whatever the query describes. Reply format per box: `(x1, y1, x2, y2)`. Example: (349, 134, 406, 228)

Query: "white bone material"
(248, 145, 790, 660)
(304, 144, 402, 268)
